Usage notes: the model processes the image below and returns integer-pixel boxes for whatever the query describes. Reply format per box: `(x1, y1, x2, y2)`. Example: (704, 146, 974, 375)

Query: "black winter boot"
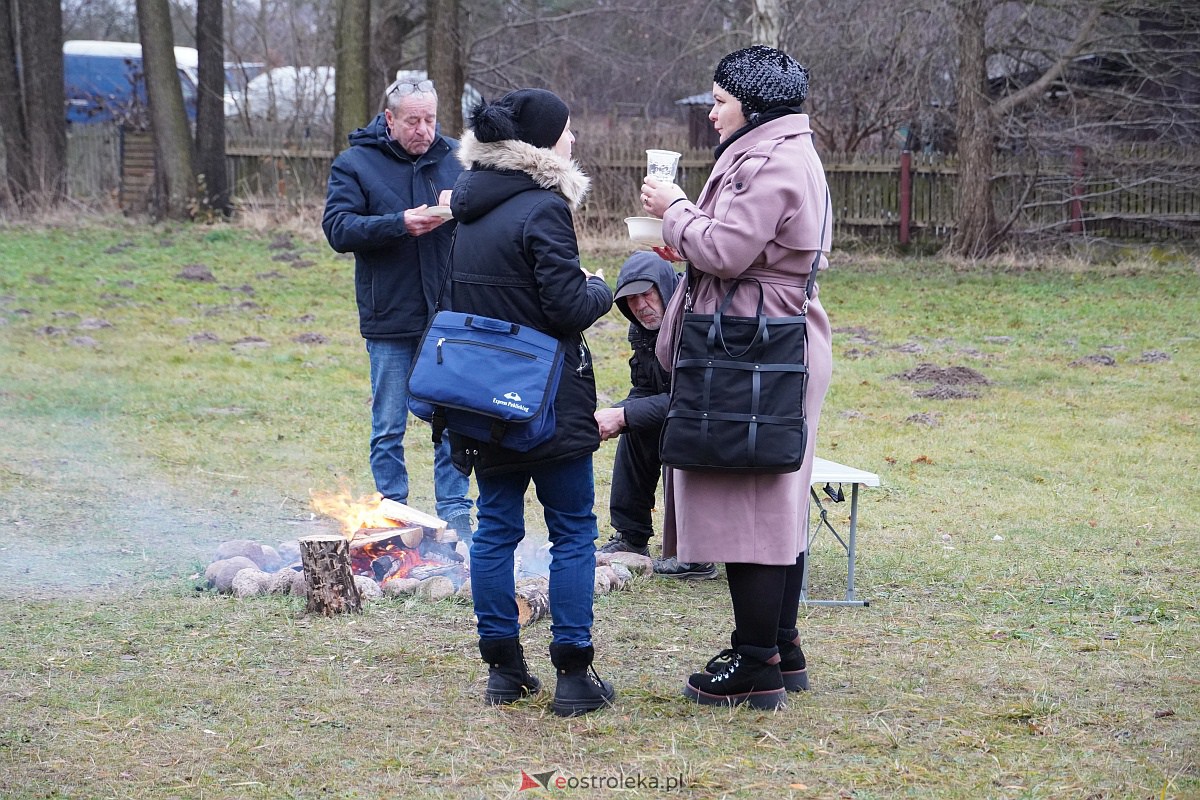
(479, 637, 542, 705)
(686, 643, 787, 710)
(548, 643, 616, 717)
(705, 629, 809, 692)
(775, 627, 809, 691)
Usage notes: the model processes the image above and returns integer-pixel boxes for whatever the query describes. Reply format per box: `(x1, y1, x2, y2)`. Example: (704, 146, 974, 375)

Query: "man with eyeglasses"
(323, 77, 474, 547)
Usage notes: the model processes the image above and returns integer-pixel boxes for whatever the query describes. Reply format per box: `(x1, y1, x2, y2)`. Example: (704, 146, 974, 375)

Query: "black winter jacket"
(613, 252, 682, 432)
(446, 132, 613, 476)
(322, 113, 462, 339)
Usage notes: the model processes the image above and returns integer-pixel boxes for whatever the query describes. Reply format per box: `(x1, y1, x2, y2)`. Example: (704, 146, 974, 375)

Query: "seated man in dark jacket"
(595, 252, 717, 580)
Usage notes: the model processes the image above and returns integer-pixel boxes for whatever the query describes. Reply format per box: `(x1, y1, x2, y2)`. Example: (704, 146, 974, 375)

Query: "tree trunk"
(949, 0, 995, 258)
(0, 0, 66, 208)
(136, 0, 195, 220)
(750, 0, 781, 49)
(0, 0, 31, 206)
(334, 0, 371, 155)
(426, 0, 464, 137)
(300, 534, 364, 615)
(22, 0, 66, 205)
(195, 0, 229, 216)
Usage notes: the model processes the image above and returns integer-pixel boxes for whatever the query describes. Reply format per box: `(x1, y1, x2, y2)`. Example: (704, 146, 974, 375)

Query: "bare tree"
(62, 0, 139, 40)
(784, 1, 943, 155)
(750, 0, 781, 47)
(371, 0, 422, 103)
(949, 0, 1101, 256)
(137, 0, 196, 219)
(195, 0, 230, 214)
(0, 0, 32, 208)
(334, 0, 371, 151)
(0, 0, 67, 209)
(427, 0, 464, 136)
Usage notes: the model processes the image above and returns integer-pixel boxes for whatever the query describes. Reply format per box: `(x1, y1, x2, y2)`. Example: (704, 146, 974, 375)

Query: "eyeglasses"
(388, 79, 434, 97)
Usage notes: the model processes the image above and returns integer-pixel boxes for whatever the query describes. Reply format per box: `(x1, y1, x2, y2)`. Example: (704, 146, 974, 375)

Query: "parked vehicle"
(233, 65, 336, 128)
(63, 40, 199, 126)
(222, 60, 267, 117)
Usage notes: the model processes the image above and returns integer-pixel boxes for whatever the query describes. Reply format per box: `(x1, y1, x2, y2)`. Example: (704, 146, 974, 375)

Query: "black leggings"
(724, 552, 806, 648)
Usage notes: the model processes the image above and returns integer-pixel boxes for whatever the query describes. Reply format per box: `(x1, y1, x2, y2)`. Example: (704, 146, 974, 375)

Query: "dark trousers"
(608, 425, 663, 548)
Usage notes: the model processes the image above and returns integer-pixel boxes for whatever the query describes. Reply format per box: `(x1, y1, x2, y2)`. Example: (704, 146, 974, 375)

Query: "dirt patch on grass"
(914, 384, 981, 400)
(891, 362, 989, 401)
(891, 363, 990, 386)
(1069, 354, 1117, 367)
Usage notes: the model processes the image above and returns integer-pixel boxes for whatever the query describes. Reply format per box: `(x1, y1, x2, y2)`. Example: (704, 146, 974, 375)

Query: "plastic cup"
(646, 149, 682, 184)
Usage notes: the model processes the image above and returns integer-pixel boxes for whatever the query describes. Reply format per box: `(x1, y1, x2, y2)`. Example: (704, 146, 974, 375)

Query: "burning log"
(299, 534, 362, 615)
(516, 578, 550, 627)
(378, 498, 458, 543)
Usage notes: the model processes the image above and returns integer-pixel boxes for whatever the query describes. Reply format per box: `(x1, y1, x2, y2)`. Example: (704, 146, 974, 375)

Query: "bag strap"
(711, 279, 767, 359)
(429, 224, 460, 313)
(801, 187, 832, 313)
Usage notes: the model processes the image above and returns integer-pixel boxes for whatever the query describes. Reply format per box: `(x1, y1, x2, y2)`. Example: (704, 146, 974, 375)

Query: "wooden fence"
(64, 125, 1200, 244)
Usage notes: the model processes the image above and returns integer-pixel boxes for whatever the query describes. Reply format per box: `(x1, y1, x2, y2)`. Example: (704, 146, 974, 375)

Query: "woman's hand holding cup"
(640, 176, 686, 219)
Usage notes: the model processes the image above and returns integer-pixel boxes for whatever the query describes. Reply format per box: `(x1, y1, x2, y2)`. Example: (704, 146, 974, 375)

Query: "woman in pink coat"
(640, 45, 833, 711)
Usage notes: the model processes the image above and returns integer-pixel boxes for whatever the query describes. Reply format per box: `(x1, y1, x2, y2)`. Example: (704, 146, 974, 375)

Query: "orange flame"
(309, 488, 401, 538)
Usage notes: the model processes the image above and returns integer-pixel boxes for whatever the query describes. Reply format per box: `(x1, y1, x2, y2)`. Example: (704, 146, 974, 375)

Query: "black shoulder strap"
(433, 226, 459, 312)
(804, 186, 832, 301)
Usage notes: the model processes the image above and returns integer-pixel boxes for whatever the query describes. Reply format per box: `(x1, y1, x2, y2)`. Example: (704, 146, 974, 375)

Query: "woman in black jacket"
(447, 89, 615, 717)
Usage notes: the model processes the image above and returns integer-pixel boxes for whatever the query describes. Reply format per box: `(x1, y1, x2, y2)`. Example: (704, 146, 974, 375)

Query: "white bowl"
(624, 216, 665, 248)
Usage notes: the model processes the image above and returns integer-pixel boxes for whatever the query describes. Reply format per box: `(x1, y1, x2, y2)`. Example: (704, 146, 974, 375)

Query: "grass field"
(0, 218, 1197, 799)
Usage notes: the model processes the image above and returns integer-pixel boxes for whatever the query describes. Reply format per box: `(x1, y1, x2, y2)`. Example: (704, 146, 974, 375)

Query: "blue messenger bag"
(407, 311, 566, 452)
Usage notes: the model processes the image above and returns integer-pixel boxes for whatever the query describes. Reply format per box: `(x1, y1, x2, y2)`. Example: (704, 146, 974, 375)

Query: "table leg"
(845, 483, 859, 602)
(801, 481, 869, 608)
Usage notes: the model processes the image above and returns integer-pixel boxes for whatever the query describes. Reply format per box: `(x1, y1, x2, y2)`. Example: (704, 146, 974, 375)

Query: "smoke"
(0, 417, 274, 598)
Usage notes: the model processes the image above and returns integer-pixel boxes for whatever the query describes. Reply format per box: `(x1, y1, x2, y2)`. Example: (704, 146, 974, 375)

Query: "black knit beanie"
(469, 88, 570, 149)
(713, 45, 810, 115)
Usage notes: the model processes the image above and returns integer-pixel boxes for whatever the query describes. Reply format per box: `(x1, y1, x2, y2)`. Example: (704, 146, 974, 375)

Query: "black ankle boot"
(479, 637, 541, 705)
(686, 643, 786, 710)
(775, 627, 809, 692)
(548, 643, 616, 717)
(705, 629, 808, 692)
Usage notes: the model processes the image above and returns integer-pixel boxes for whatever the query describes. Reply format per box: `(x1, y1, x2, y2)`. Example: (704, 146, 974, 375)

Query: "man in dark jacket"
(321, 78, 473, 543)
(595, 253, 717, 580)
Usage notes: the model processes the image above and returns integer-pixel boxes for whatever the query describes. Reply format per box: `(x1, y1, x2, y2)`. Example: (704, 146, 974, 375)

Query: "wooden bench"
(803, 457, 881, 607)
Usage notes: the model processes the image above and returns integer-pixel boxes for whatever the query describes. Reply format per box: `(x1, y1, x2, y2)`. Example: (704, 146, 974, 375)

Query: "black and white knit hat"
(713, 45, 810, 115)
(469, 88, 570, 149)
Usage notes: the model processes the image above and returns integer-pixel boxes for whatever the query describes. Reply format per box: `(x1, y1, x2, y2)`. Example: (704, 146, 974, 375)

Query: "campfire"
(309, 490, 469, 590)
(203, 489, 654, 617)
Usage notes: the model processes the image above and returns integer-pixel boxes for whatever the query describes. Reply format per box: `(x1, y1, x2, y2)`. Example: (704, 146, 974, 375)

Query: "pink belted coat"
(656, 113, 833, 565)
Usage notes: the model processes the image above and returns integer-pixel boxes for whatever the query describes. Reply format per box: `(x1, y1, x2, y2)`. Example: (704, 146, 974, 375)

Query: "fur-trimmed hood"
(456, 129, 590, 210)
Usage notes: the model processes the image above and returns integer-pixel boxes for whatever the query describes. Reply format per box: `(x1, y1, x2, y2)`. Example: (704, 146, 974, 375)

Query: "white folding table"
(802, 456, 881, 607)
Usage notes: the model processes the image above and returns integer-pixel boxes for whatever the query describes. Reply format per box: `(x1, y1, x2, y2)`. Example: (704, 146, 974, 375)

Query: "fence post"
(899, 149, 912, 245)
(1070, 145, 1086, 234)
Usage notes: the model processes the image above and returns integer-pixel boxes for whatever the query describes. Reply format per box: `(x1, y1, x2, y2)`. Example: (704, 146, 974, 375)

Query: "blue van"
(64, 40, 199, 125)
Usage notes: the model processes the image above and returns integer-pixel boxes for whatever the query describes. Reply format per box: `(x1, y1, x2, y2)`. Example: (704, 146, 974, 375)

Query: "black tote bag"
(659, 276, 811, 474)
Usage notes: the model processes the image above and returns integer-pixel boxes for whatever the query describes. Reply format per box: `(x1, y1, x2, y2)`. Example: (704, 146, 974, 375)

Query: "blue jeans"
(471, 455, 598, 646)
(365, 337, 472, 521)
